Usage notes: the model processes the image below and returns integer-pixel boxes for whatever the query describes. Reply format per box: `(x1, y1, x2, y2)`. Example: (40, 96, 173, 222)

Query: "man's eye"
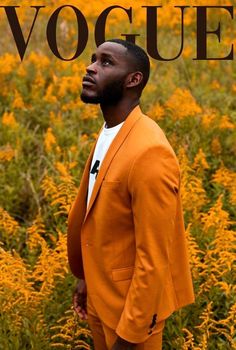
(102, 59, 112, 66)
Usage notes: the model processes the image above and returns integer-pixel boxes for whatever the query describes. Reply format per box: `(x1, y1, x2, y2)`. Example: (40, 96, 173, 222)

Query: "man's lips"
(82, 76, 96, 87)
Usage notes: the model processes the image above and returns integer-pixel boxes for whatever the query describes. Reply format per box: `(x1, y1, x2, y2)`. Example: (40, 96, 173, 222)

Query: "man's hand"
(111, 336, 137, 350)
(73, 279, 88, 320)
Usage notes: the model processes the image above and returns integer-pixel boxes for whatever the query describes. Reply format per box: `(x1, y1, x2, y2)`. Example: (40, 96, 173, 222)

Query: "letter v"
(0, 6, 45, 61)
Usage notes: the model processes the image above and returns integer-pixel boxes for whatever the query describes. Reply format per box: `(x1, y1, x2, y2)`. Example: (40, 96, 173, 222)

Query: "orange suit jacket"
(67, 104, 195, 343)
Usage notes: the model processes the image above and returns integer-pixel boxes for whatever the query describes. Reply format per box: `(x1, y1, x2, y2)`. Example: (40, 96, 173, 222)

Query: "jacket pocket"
(101, 181, 121, 188)
(112, 266, 134, 281)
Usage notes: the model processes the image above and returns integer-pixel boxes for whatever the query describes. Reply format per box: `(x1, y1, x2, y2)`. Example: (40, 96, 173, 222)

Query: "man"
(67, 39, 195, 350)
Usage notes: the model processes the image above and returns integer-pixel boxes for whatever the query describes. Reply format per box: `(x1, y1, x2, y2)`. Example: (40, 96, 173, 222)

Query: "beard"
(80, 77, 125, 106)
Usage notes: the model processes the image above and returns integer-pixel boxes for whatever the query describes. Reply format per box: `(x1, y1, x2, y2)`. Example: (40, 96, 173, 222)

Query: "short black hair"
(105, 38, 150, 93)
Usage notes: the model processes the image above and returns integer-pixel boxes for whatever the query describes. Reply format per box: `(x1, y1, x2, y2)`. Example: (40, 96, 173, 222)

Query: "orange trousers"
(87, 294, 165, 350)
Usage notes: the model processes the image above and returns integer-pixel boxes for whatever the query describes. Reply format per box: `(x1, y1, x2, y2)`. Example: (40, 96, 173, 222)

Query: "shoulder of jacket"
(132, 113, 174, 152)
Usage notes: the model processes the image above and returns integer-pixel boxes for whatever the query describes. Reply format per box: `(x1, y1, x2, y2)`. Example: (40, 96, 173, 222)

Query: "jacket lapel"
(67, 126, 103, 228)
(83, 104, 143, 223)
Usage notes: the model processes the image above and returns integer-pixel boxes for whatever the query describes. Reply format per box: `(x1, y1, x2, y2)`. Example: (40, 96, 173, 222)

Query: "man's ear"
(126, 72, 143, 88)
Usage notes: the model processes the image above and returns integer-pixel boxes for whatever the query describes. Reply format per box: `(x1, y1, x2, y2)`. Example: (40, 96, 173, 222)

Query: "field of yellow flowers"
(0, 1, 235, 349)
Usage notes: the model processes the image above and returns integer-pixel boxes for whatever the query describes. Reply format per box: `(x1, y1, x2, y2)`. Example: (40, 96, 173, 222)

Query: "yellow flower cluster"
(2, 112, 18, 129)
(0, 144, 16, 161)
(165, 88, 202, 120)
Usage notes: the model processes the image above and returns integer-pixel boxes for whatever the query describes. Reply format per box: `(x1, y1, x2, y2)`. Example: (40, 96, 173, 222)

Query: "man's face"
(80, 42, 131, 106)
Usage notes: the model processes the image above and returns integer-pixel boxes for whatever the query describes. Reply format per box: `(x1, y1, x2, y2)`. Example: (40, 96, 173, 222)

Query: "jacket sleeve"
(115, 144, 180, 343)
(67, 198, 85, 279)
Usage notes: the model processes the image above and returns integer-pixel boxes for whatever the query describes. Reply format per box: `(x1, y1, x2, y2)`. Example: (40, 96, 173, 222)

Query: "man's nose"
(86, 62, 97, 74)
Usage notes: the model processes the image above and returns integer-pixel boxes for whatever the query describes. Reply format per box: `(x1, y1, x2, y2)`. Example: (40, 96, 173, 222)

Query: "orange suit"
(67, 104, 195, 345)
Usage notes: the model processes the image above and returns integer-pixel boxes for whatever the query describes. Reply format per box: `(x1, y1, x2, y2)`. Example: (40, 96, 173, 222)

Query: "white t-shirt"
(87, 120, 124, 208)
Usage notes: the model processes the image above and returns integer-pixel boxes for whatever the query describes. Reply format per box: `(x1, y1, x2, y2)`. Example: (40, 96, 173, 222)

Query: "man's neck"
(100, 99, 140, 128)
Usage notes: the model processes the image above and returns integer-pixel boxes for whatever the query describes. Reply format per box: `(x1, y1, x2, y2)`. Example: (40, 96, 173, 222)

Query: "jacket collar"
(82, 104, 143, 223)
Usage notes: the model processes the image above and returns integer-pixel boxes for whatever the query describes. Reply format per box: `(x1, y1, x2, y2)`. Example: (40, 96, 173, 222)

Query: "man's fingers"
(73, 296, 80, 309)
(78, 311, 88, 320)
(73, 281, 88, 319)
(80, 310, 88, 320)
(74, 305, 82, 315)
(73, 291, 87, 308)
(74, 305, 88, 320)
